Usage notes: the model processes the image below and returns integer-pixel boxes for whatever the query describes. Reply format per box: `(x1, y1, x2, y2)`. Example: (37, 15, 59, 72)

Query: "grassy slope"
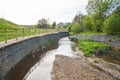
(0, 18, 57, 42)
(0, 18, 22, 29)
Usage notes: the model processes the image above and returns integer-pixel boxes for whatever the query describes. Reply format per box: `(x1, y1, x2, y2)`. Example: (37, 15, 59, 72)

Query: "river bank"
(69, 34, 120, 50)
(51, 36, 120, 80)
(52, 51, 120, 80)
(52, 55, 114, 80)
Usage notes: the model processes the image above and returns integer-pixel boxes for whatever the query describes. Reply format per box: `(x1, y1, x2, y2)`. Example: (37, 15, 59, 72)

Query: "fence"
(0, 28, 65, 43)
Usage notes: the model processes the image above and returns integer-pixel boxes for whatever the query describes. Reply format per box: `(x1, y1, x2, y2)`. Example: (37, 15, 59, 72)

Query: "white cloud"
(0, 0, 88, 25)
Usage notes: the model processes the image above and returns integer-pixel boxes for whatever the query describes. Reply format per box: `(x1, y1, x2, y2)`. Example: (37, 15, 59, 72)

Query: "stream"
(23, 37, 75, 80)
(4, 37, 120, 80)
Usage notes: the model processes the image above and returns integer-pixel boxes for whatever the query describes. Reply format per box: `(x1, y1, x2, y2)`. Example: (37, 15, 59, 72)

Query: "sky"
(0, 0, 88, 25)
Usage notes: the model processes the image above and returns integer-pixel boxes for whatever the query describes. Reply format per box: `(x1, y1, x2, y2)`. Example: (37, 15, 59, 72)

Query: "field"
(0, 18, 61, 42)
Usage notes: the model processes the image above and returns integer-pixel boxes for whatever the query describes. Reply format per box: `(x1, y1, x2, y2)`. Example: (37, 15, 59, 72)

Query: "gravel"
(51, 55, 114, 80)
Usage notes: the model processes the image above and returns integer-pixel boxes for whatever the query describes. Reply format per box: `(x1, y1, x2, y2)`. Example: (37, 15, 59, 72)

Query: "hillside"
(0, 18, 22, 29)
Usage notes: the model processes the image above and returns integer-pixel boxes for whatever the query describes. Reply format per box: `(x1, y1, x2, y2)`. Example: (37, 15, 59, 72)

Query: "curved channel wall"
(0, 32, 69, 79)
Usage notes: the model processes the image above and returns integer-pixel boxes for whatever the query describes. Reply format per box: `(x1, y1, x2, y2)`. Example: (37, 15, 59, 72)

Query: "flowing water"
(23, 37, 75, 80)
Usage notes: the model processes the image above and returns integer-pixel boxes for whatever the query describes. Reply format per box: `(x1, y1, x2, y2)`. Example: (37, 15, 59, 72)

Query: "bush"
(77, 40, 111, 57)
(70, 23, 81, 34)
(103, 14, 120, 34)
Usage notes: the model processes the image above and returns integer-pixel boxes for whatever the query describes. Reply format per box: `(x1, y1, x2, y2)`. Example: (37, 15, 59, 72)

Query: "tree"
(103, 13, 120, 34)
(57, 22, 64, 28)
(113, 6, 120, 15)
(68, 23, 72, 32)
(108, 0, 120, 14)
(73, 12, 84, 25)
(37, 18, 49, 28)
(52, 21, 56, 28)
(86, 0, 112, 15)
(103, 1, 120, 34)
(83, 16, 93, 32)
(91, 14, 105, 32)
(86, 0, 113, 32)
(63, 22, 70, 28)
(70, 23, 81, 34)
(73, 11, 84, 31)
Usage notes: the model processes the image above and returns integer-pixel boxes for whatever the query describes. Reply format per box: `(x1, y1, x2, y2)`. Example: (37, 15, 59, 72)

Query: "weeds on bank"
(43, 39, 58, 48)
(77, 40, 111, 57)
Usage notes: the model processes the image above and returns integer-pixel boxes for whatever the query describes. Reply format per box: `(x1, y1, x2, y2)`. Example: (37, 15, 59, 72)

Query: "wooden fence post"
(4, 28, 7, 43)
(43, 28, 45, 34)
(29, 28, 30, 37)
(35, 28, 36, 35)
(39, 29, 40, 35)
(23, 28, 24, 38)
(15, 29, 17, 40)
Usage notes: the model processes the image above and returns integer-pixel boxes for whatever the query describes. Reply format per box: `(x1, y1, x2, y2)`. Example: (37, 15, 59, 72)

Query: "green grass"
(77, 40, 111, 57)
(0, 18, 22, 29)
(0, 18, 60, 42)
(0, 28, 57, 42)
(0, 18, 66, 42)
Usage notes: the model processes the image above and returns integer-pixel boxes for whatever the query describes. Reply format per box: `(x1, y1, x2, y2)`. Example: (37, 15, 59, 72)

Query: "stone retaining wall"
(0, 32, 69, 79)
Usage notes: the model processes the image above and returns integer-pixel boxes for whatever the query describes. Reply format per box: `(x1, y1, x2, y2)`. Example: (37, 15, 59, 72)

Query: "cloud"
(0, 0, 88, 24)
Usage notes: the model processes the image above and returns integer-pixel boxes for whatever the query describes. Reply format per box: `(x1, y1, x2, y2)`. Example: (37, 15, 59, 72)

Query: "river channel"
(23, 37, 74, 80)
(4, 37, 120, 80)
